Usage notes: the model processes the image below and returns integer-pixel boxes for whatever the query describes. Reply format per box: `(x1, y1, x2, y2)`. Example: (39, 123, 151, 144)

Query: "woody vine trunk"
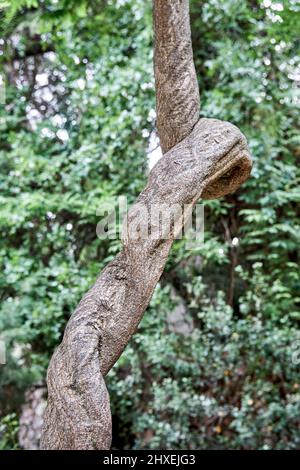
(40, 0, 252, 450)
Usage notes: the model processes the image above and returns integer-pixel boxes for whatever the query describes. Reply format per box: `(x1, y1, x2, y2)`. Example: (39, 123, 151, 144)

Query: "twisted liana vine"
(40, 0, 252, 450)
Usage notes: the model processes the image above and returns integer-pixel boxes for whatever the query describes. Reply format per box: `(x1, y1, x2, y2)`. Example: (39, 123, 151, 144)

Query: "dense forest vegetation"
(0, 0, 300, 450)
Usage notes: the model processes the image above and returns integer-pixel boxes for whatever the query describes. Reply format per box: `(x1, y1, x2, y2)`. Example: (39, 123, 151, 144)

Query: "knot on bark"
(148, 117, 252, 204)
(194, 118, 252, 199)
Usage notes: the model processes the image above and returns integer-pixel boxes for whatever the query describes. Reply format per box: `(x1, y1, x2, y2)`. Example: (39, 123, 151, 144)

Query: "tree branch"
(153, 0, 200, 153)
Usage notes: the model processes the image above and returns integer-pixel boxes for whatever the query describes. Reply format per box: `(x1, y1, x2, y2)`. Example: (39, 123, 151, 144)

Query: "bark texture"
(153, 0, 200, 154)
(40, 0, 252, 450)
(19, 386, 46, 450)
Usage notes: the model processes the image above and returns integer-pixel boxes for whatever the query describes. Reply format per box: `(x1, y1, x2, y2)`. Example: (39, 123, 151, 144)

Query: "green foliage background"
(0, 0, 299, 449)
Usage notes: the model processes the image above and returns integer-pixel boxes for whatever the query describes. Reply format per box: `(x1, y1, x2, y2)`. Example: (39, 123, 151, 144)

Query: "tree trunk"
(40, 0, 252, 450)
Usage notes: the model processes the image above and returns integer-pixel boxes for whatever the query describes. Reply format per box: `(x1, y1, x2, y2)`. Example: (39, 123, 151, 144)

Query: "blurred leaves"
(0, 0, 300, 450)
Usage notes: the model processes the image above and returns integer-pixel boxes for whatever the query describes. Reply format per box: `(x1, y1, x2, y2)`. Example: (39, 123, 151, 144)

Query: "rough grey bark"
(40, 0, 252, 450)
(19, 386, 46, 450)
(153, 0, 200, 154)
